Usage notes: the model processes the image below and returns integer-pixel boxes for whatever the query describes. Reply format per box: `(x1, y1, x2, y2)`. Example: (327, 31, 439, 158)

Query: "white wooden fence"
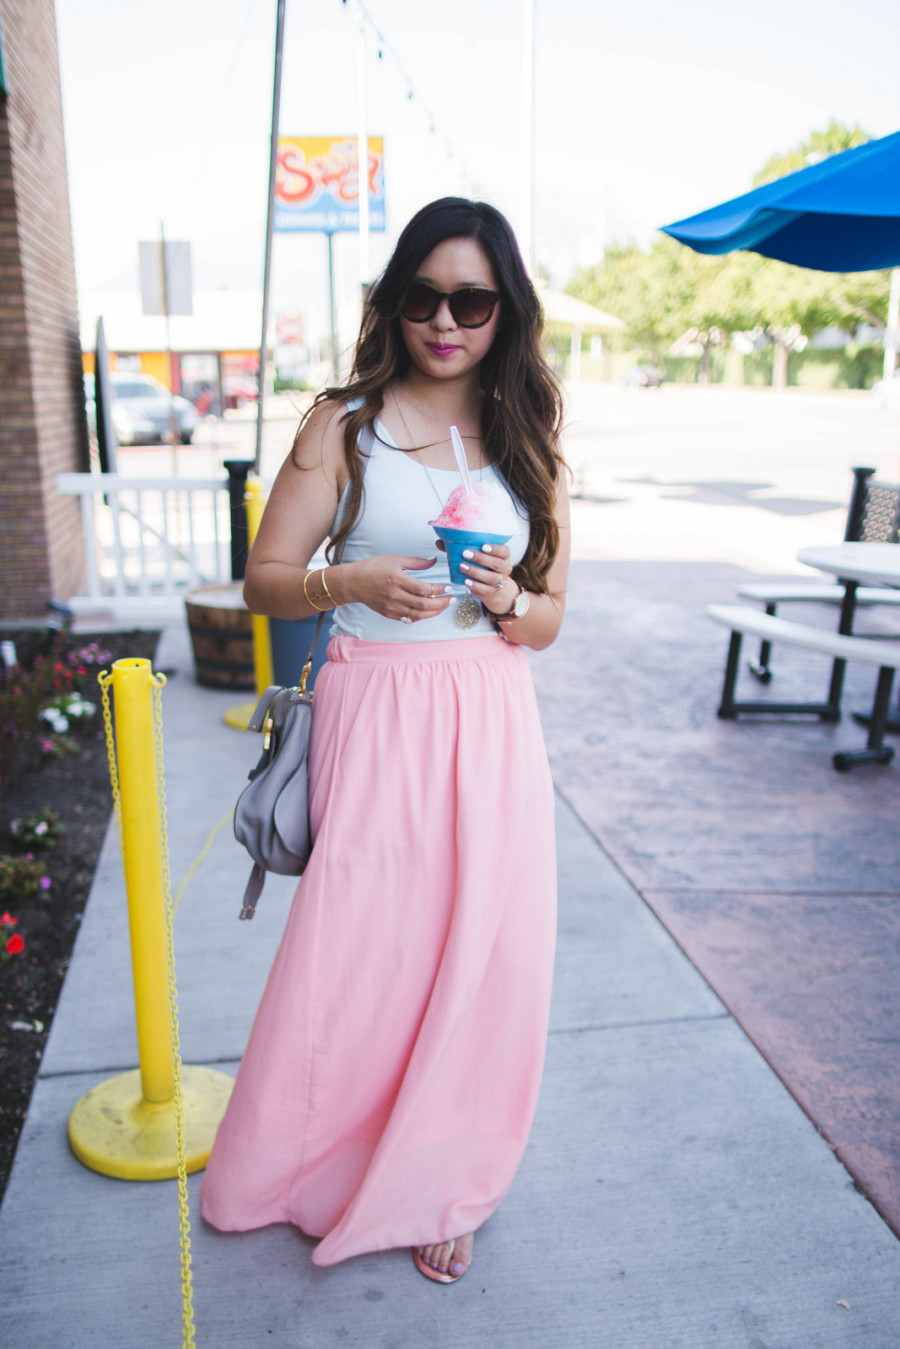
(57, 473, 233, 601)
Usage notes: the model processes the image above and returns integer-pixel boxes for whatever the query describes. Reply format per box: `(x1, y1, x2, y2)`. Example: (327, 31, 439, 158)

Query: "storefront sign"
(275, 135, 385, 233)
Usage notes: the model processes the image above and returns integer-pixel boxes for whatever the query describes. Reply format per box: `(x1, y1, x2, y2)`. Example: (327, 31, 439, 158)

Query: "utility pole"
(884, 268, 900, 383)
(254, 0, 287, 474)
(520, 0, 536, 274)
(356, 3, 370, 296)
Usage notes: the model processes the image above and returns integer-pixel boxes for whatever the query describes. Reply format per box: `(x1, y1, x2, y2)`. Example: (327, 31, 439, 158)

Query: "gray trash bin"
(268, 615, 331, 690)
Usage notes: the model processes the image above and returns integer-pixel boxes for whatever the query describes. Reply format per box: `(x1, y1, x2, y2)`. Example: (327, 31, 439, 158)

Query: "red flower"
(0, 911, 16, 926)
(6, 933, 24, 955)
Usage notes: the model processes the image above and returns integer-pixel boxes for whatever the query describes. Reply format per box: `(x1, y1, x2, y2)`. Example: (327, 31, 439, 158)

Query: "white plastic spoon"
(449, 424, 474, 495)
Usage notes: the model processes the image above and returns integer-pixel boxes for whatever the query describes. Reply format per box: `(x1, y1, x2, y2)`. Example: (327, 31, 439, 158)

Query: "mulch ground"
(0, 629, 159, 1204)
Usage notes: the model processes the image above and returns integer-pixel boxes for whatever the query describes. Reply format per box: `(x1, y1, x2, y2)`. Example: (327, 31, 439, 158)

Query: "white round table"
(797, 542, 900, 589)
(798, 541, 900, 731)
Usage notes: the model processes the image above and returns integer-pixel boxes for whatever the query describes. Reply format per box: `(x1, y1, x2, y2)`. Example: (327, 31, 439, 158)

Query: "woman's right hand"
(330, 555, 453, 624)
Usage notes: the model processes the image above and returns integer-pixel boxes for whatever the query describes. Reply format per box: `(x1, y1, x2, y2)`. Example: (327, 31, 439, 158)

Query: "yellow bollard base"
(68, 1065, 234, 1181)
(223, 700, 256, 730)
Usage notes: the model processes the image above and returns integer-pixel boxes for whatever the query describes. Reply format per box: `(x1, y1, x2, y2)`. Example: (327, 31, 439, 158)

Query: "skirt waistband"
(325, 634, 515, 666)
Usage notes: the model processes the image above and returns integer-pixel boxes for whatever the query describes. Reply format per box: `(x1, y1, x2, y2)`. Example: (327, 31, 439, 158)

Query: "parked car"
(624, 364, 665, 389)
(872, 370, 900, 409)
(84, 372, 198, 445)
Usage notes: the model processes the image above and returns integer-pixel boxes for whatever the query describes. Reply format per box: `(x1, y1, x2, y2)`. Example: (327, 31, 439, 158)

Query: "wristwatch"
(495, 587, 530, 623)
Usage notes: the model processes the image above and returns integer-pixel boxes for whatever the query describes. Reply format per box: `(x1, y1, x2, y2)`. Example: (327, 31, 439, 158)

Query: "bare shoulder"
(290, 397, 352, 490)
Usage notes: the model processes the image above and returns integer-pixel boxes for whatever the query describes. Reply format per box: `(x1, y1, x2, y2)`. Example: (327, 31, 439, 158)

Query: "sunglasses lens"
(401, 283, 438, 322)
(450, 289, 496, 327)
(401, 283, 498, 327)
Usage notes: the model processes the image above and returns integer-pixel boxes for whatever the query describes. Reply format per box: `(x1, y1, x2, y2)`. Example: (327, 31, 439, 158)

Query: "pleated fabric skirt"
(200, 633, 557, 1267)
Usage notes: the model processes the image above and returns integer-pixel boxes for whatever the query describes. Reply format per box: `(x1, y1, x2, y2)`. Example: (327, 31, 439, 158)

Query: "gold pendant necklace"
(454, 593, 483, 628)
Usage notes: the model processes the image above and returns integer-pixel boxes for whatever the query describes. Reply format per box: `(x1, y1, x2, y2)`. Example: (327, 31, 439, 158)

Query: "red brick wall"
(0, 0, 88, 619)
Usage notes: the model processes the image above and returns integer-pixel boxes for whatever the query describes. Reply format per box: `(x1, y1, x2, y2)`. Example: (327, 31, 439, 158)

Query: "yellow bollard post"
(244, 474, 273, 696)
(223, 474, 272, 729)
(68, 659, 233, 1180)
(114, 657, 173, 1101)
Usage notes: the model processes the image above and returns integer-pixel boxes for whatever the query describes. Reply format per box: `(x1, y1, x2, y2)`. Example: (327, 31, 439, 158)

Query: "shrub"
(0, 911, 25, 964)
(0, 637, 108, 792)
(9, 809, 66, 851)
(0, 854, 51, 903)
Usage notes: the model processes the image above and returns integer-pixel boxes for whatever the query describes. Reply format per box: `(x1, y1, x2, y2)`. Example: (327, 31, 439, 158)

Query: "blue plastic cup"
(431, 525, 512, 587)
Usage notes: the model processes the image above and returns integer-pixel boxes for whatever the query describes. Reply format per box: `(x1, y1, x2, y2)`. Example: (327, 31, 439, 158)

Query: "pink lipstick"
(426, 343, 459, 356)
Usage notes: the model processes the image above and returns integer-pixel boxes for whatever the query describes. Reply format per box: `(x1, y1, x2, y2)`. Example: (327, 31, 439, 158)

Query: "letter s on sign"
(277, 148, 315, 204)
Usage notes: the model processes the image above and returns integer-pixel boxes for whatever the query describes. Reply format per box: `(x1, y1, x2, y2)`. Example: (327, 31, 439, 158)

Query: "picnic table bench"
(707, 603, 900, 770)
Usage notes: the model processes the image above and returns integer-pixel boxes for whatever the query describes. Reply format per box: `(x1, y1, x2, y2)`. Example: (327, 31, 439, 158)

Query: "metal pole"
(520, 0, 535, 273)
(160, 222, 180, 472)
(884, 267, 900, 383)
(254, 0, 287, 474)
(356, 5, 370, 293)
(224, 458, 253, 579)
(328, 233, 339, 383)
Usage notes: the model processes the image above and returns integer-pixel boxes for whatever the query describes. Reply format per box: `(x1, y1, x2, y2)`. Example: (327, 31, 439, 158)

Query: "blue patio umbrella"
(661, 129, 900, 272)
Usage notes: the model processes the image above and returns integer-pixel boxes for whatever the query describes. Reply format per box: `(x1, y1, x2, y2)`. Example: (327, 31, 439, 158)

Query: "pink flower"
(39, 876, 51, 891)
(6, 933, 24, 955)
(1, 912, 17, 926)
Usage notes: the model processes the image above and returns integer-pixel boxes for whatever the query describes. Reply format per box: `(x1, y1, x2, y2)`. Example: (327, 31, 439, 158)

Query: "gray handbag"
(232, 421, 374, 920)
(233, 617, 326, 920)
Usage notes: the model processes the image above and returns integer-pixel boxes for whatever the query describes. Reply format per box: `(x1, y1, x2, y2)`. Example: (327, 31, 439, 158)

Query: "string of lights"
(344, 0, 478, 195)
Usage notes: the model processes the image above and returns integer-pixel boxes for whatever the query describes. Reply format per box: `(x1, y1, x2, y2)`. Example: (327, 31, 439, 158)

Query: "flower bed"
(0, 628, 159, 1203)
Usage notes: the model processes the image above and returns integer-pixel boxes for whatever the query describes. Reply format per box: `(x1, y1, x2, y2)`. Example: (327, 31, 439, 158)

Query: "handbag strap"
(297, 417, 376, 689)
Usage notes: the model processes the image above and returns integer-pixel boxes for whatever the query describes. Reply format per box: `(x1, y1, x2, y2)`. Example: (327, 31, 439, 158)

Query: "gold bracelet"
(302, 568, 332, 612)
(320, 567, 340, 607)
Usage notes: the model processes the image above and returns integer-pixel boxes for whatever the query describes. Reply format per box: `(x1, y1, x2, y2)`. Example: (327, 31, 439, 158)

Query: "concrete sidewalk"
(1, 614, 899, 1348)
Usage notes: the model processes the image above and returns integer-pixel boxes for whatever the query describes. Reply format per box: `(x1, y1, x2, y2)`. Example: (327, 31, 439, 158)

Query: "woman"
(201, 197, 570, 1284)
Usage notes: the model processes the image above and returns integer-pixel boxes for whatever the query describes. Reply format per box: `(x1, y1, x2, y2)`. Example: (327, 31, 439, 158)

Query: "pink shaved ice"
(429, 482, 518, 533)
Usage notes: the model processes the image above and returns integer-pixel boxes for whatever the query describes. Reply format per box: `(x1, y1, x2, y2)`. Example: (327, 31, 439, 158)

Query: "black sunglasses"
(400, 281, 500, 329)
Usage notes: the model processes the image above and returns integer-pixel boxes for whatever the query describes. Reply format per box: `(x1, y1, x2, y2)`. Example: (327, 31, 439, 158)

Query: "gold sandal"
(412, 1239, 465, 1285)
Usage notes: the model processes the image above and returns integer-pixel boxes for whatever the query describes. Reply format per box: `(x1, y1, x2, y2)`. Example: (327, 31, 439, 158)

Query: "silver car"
(85, 371, 199, 445)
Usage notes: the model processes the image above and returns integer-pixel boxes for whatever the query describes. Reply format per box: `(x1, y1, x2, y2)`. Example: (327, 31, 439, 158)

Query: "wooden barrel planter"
(184, 583, 255, 690)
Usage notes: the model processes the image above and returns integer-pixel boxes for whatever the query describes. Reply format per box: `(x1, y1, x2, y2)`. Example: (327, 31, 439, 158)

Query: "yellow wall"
(139, 352, 171, 387)
(82, 347, 259, 385)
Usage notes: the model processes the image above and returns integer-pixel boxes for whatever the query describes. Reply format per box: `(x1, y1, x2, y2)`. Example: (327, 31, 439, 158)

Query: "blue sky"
(55, 0, 900, 341)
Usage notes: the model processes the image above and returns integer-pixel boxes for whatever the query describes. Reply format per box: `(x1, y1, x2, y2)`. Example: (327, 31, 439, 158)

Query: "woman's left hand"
(452, 541, 517, 616)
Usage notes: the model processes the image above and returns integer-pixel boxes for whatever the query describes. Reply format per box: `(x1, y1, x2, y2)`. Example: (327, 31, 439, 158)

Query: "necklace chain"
(390, 387, 484, 510)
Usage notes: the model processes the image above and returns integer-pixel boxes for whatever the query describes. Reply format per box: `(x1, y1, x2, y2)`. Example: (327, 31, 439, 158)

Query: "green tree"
(569, 239, 761, 378)
(751, 123, 891, 383)
(753, 120, 871, 186)
(568, 122, 892, 389)
(568, 241, 689, 359)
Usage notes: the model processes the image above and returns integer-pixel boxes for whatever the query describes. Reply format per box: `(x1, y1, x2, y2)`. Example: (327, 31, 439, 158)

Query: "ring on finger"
(495, 575, 506, 588)
(401, 609, 413, 624)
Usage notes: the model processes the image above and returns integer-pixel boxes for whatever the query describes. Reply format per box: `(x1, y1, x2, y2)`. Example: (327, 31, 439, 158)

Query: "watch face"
(499, 590, 529, 621)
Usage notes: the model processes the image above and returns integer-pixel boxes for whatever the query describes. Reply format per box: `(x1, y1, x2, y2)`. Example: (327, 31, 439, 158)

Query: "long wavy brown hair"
(292, 197, 565, 594)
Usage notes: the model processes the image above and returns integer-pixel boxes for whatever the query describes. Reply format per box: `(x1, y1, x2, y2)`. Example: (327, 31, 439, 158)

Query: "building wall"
(0, 0, 87, 619)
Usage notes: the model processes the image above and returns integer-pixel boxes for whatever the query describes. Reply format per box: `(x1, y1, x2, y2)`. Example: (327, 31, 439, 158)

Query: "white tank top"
(329, 416, 530, 643)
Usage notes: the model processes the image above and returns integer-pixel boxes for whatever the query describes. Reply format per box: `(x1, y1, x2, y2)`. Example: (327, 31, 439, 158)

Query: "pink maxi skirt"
(200, 634, 557, 1266)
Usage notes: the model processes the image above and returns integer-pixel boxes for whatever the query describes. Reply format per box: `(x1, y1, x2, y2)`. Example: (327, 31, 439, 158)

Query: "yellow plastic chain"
(99, 672, 197, 1349)
(98, 672, 123, 859)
